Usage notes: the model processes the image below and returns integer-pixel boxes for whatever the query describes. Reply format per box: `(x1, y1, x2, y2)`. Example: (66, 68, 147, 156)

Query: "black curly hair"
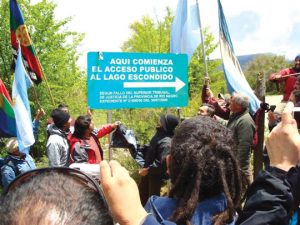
(73, 115, 92, 139)
(168, 116, 243, 225)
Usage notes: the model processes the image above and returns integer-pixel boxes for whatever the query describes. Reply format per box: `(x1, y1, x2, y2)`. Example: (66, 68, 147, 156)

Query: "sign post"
(87, 52, 188, 109)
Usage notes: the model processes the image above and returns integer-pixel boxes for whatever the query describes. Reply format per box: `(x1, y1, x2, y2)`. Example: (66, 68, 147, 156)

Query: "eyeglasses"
(5, 167, 108, 209)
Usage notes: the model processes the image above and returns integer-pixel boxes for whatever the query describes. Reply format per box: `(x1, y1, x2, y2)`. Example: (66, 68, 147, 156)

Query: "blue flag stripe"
(218, 0, 260, 115)
(12, 48, 34, 154)
(170, 0, 201, 62)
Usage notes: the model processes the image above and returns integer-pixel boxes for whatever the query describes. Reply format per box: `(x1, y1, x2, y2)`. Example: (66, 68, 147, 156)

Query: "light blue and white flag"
(170, 0, 201, 62)
(218, 0, 260, 115)
(12, 48, 34, 154)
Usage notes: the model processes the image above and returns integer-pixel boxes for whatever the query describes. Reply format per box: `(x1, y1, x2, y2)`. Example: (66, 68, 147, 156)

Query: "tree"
(121, 7, 173, 53)
(0, 0, 86, 158)
(116, 8, 224, 143)
(188, 27, 223, 98)
(243, 54, 291, 94)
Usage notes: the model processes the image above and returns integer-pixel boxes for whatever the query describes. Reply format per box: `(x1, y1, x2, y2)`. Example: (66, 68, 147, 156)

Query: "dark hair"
(58, 103, 68, 109)
(160, 114, 179, 135)
(51, 108, 70, 129)
(73, 115, 92, 139)
(0, 170, 113, 225)
(168, 116, 243, 225)
(292, 90, 300, 103)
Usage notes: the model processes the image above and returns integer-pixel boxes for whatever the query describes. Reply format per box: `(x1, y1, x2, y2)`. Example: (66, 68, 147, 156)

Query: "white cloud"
(217, 0, 300, 60)
(30, 0, 300, 66)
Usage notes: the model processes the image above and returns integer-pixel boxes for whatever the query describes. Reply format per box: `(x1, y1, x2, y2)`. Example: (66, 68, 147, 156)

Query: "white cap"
(6, 138, 19, 154)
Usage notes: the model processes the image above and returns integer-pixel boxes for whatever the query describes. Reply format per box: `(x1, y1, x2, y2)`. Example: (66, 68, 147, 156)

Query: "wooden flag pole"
(273, 72, 300, 78)
(253, 72, 265, 178)
(107, 110, 113, 161)
(37, 57, 56, 107)
(31, 85, 41, 109)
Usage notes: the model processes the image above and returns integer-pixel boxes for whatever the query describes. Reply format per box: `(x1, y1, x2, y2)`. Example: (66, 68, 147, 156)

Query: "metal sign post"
(107, 110, 113, 161)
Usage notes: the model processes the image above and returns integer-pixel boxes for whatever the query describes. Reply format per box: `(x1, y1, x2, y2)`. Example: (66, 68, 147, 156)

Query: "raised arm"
(237, 102, 300, 224)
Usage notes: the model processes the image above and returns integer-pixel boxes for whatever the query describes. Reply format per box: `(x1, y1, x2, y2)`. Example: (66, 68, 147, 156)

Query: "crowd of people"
(0, 104, 119, 189)
(1, 102, 300, 225)
(1, 56, 300, 224)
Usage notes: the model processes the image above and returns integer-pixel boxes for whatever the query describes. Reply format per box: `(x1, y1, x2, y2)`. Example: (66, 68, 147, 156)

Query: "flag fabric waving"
(218, 0, 260, 115)
(10, 0, 43, 85)
(170, 0, 201, 62)
(0, 79, 17, 137)
(12, 48, 35, 154)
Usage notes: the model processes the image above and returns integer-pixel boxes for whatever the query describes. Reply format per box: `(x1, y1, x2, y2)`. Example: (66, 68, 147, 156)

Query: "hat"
(51, 108, 70, 129)
(6, 138, 18, 154)
(160, 114, 179, 135)
(295, 54, 300, 60)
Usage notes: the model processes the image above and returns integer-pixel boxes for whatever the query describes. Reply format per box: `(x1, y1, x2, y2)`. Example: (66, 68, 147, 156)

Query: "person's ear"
(166, 155, 171, 175)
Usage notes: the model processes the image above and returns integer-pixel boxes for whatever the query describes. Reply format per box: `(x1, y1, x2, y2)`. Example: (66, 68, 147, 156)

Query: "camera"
(260, 102, 276, 112)
(293, 107, 300, 130)
(69, 163, 100, 181)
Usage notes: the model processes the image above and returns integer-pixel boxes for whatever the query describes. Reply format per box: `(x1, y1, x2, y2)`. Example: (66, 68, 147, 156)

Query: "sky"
(31, 0, 300, 68)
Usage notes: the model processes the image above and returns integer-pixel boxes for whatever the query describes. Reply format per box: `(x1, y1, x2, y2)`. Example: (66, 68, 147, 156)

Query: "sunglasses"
(5, 167, 108, 209)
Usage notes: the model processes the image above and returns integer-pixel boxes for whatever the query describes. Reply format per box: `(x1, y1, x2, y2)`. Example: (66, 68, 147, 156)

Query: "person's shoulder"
(148, 195, 176, 208)
(145, 196, 177, 221)
(279, 67, 295, 76)
(47, 132, 66, 144)
(240, 112, 255, 125)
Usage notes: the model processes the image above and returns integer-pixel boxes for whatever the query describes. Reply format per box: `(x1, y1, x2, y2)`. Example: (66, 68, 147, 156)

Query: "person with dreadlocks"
(142, 116, 244, 224)
(99, 102, 300, 225)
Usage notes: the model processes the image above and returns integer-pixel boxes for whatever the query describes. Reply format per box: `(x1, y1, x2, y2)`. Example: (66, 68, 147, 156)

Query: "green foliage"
(243, 54, 291, 94)
(188, 28, 223, 98)
(119, 8, 178, 142)
(0, 0, 86, 159)
(0, 138, 7, 157)
(0, 3, 267, 173)
(119, 7, 224, 136)
(121, 7, 173, 53)
(0, 0, 12, 85)
(35, 155, 49, 168)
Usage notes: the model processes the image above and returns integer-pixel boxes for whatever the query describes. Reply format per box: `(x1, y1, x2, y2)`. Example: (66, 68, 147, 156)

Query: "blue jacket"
(0, 120, 39, 189)
(144, 193, 235, 225)
(142, 166, 300, 225)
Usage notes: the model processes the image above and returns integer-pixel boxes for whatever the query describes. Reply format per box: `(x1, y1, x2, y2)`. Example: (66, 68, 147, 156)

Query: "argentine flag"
(12, 48, 35, 154)
(170, 0, 201, 62)
(218, 0, 260, 115)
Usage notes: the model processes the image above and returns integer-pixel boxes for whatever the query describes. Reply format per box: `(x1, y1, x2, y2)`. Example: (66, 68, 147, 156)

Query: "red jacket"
(269, 68, 297, 101)
(201, 84, 230, 120)
(68, 124, 115, 164)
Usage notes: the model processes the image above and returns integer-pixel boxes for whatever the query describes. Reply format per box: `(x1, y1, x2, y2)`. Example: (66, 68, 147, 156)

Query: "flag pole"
(32, 48, 55, 107)
(39, 63, 56, 107)
(31, 85, 42, 109)
(195, 0, 209, 78)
